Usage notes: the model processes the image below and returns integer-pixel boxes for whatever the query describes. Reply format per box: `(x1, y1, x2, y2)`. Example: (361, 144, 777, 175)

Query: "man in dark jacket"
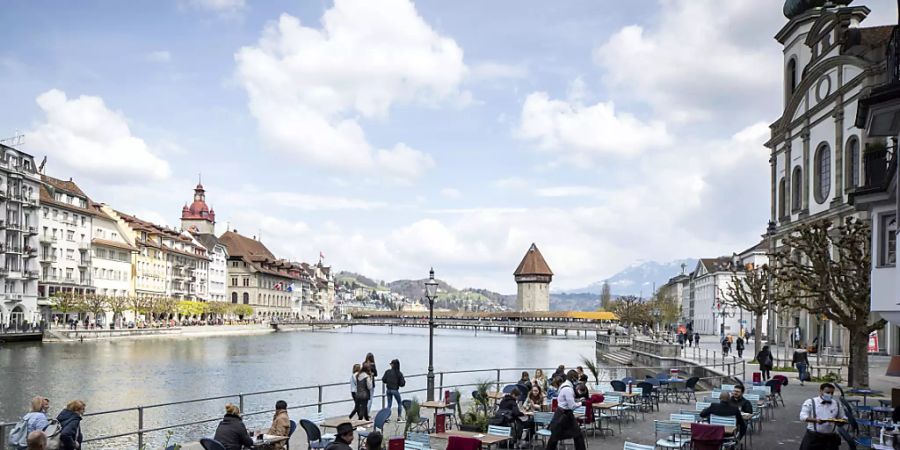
(496, 389, 525, 441)
(382, 359, 406, 418)
(326, 423, 355, 450)
(213, 404, 255, 450)
(57, 401, 85, 450)
(727, 385, 754, 415)
(700, 392, 746, 437)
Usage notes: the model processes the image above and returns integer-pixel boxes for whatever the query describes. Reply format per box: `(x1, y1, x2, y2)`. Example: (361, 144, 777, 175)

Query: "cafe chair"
(447, 435, 481, 450)
(637, 381, 658, 412)
(287, 420, 297, 450)
(359, 408, 392, 450)
(406, 432, 431, 450)
(654, 420, 687, 449)
(300, 419, 333, 450)
(623, 442, 654, 450)
(676, 377, 700, 404)
(610, 380, 627, 392)
(402, 400, 431, 433)
(437, 391, 461, 430)
(199, 438, 227, 450)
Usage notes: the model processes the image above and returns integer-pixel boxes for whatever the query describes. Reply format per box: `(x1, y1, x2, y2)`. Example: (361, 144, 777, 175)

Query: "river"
(0, 326, 614, 448)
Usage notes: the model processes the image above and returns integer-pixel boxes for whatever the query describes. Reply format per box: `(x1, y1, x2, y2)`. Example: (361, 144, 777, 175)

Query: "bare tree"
(610, 295, 650, 328)
(106, 296, 130, 328)
(774, 217, 883, 387)
(129, 296, 147, 323)
(724, 265, 771, 356)
(51, 292, 81, 325)
(79, 294, 108, 326)
(600, 282, 612, 310)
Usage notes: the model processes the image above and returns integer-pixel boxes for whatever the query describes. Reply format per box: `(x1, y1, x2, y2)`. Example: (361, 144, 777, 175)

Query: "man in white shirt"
(799, 383, 846, 450)
(546, 371, 586, 450)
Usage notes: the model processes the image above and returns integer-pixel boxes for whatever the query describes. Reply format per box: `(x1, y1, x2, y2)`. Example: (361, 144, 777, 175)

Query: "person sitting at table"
(267, 400, 291, 450)
(495, 388, 526, 441)
(727, 385, 753, 415)
(700, 392, 746, 438)
(325, 422, 355, 450)
(213, 403, 255, 450)
(575, 367, 589, 383)
(523, 385, 545, 413)
(533, 369, 548, 394)
(518, 371, 533, 393)
(364, 431, 382, 450)
(553, 365, 566, 380)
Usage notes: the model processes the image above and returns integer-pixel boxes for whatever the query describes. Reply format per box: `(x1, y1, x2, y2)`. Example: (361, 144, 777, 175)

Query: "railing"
(0, 360, 744, 449)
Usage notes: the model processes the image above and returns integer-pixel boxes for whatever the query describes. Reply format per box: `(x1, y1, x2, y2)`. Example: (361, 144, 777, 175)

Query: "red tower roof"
(181, 183, 215, 222)
(514, 243, 553, 277)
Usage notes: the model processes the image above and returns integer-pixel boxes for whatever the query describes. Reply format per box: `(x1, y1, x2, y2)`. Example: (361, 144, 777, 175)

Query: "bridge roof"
(348, 310, 618, 321)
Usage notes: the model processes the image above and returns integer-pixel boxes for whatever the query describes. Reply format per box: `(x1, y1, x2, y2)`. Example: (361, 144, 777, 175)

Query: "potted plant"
(580, 355, 601, 385)
(404, 398, 421, 435)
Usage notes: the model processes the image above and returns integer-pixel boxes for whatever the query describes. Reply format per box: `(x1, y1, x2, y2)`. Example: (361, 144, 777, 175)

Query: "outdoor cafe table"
(320, 418, 373, 430)
(592, 402, 622, 435)
(848, 388, 885, 406)
(250, 434, 290, 448)
(420, 400, 455, 431)
(430, 430, 510, 449)
(663, 378, 686, 402)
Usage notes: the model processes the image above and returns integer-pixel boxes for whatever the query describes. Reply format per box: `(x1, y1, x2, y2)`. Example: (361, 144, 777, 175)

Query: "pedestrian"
(213, 403, 254, 450)
(799, 383, 846, 450)
(24, 396, 49, 435)
(382, 359, 406, 419)
(693, 332, 700, 347)
(736, 336, 745, 359)
(793, 347, 810, 386)
(677, 333, 684, 348)
(364, 431, 382, 450)
(57, 400, 85, 450)
(26, 431, 46, 450)
(544, 372, 586, 450)
(687, 331, 692, 347)
(266, 401, 291, 450)
(721, 336, 729, 356)
(348, 364, 361, 419)
(325, 422, 355, 450)
(355, 364, 374, 421)
(756, 345, 774, 381)
(363, 353, 377, 411)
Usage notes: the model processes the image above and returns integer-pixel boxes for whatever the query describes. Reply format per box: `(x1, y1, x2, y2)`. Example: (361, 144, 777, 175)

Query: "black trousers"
(761, 368, 771, 380)
(546, 411, 585, 450)
(355, 396, 370, 420)
(799, 430, 840, 450)
(349, 392, 358, 418)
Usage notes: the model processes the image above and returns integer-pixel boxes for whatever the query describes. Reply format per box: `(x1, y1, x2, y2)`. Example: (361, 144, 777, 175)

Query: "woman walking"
(355, 364, 374, 421)
(793, 348, 810, 386)
(756, 345, 775, 381)
(363, 353, 377, 412)
(57, 400, 85, 450)
(349, 364, 361, 419)
(382, 359, 405, 419)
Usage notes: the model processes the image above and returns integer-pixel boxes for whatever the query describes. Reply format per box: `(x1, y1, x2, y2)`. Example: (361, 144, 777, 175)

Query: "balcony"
(22, 198, 38, 209)
(23, 247, 37, 259)
(77, 257, 90, 268)
(39, 234, 56, 244)
(25, 226, 37, 235)
(78, 242, 90, 251)
(0, 268, 9, 277)
(6, 246, 21, 254)
(39, 254, 57, 264)
(24, 270, 38, 280)
(7, 193, 22, 203)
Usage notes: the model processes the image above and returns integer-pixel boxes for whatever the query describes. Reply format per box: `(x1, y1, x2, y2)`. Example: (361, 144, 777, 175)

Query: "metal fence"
(0, 358, 744, 450)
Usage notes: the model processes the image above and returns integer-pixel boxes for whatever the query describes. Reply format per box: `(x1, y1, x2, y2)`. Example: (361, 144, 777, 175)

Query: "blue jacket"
(24, 411, 48, 434)
(56, 409, 82, 450)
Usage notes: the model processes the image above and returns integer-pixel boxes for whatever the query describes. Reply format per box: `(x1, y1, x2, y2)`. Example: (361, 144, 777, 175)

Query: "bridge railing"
(0, 360, 745, 450)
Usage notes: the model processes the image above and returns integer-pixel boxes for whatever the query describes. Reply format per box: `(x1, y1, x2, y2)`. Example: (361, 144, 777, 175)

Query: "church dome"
(784, 0, 853, 19)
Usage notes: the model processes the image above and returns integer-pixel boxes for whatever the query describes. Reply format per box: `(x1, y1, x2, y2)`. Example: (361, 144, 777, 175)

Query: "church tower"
(180, 182, 216, 235)
(514, 243, 553, 312)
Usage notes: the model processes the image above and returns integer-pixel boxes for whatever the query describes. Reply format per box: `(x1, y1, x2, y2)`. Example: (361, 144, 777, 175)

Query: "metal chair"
(406, 432, 431, 450)
(637, 381, 659, 412)
(359, 408, 392, 449)
(437, 391, 460, 430)
(654, 420, 687, 449)
(533, 411, 554, 447)
(623, 442, 654, 450)
(670, 413, 697, 423)
(309, 412, 336, 441)
(601, 394, 624, 433)
(487, 425, 512, 449)
(402, 400, 431, 432)
(676, 377, 700, 403)
(300, 419, 333, 450)
(610, 380, 627, 392)
(199, 438, 226, 450)
(288, 419, 297, 450)
(695, 402, 711, 412)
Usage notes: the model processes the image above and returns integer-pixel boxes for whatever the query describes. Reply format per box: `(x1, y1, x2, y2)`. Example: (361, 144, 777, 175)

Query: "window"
(846, 136, 860, 190)
(66, 230, 74, 241)
(231, 292, 238, 303)
(243, 292, 249, 304)
(42, 207, 48, 218)
(814, 143, 831, 204)
(792, 167, 803, 212)
(786, 58, 798, 99)
(66, 249, 74, 260)
(882, 214, 897, 267)
(778, 178, 787, 218)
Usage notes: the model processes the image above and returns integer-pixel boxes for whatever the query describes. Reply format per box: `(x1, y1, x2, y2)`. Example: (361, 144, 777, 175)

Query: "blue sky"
(1, 0, 896, 293)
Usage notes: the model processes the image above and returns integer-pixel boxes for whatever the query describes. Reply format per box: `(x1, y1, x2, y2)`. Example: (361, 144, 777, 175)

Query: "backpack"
(356, 376, 370, 401)
(489, 409, 515, 426)
(44, 419, 62, 450)
(7, 416, 28, 447)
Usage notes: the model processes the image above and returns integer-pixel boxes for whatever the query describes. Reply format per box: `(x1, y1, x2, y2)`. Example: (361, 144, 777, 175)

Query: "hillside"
(336, 271, 382, 289)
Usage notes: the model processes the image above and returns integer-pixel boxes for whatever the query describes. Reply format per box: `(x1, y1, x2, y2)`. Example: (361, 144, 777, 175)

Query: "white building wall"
(0, 150, 41, 326)
(207, 245, 227, 302)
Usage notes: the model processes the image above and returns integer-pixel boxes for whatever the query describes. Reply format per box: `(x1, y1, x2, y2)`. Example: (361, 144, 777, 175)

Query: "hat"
(336, 422, 354, 436)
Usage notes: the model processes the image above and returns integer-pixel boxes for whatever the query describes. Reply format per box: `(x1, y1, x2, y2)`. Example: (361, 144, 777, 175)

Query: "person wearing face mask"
(799, 383, 846, 450)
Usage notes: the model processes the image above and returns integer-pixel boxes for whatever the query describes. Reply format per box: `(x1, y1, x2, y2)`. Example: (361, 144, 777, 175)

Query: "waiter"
(546, 371, 586, 450)
(799, 383, 846, 450)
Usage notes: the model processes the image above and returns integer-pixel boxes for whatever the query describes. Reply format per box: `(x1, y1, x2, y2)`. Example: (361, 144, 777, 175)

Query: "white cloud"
(593, 1, 782, 123)
(146, 50, 171, 63)
(183, 0, 245, 14)
(516, 90, 671, 166)
(440, 188, 462, 199)
(469, 61, 528, 81)
(235, 0, 467, 181)
(229, 185, 389, 211)
(534, 186, 602, 198)
(28, 89, 171, 184)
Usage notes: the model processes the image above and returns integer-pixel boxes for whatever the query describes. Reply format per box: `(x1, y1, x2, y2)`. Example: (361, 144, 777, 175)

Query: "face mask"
(822, 394, 833, 401)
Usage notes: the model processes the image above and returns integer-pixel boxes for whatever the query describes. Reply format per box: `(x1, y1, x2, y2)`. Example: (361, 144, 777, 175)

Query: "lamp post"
(766, 220, 777, 345)
(424, 268, 439, 401)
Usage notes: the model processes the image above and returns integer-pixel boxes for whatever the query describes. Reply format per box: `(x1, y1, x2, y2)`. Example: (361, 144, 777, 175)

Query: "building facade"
(89, 203, 136, 324)
(683, 258, 744, 336)
(104, 208, 169, 300)
(219, 230, 296, 317)
(659, 272, 689, 325)
(38, 175, 94, 303)
(181, 183, 226, 302)
(766, 1, 892, 348)
(514, 243, 552, 312)
(0, 143, 41, 327)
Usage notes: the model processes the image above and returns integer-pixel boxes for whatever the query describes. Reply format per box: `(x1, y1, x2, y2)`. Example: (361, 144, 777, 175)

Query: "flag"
(287, 283, 294, 293)
(274, 282, 282, 291)
(319, 251, 325, 260)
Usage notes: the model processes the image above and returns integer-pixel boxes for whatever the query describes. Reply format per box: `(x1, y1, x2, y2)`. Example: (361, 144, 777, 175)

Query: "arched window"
(845, 136, 860, 189)
(786, 58, 798, 99)
(792, 167, 803, 212)
(778, 178, 787, 218)
(231, 292, 238, 304)
(814, 142, 831, 204)
(243, 292, 249, 304)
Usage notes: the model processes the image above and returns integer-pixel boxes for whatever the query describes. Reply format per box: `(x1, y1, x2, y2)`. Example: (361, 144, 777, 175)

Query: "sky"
(1, 0, 896, 294)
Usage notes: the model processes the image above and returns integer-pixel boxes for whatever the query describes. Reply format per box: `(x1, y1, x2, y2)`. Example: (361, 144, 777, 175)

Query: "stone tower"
(514, 243, 553, 312)
(180, 182, 216, 235)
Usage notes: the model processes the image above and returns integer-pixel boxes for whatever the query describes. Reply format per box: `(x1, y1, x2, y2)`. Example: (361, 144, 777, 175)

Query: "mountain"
(549, 293, 610, 312)
(566, 258, 698, 296)
(336, 271, 382, 289)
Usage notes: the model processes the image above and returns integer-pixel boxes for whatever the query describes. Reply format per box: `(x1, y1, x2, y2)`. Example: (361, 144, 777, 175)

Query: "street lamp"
(424, 268, 439, 401)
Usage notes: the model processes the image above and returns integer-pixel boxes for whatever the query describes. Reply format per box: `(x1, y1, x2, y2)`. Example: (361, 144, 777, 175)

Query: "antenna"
(198, 172, 202, 185)
(0, 131, 25, 148)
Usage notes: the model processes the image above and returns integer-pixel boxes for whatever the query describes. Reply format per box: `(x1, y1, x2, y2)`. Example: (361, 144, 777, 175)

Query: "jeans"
(797, 363, 808, 382)
(386, 389, 403, 415)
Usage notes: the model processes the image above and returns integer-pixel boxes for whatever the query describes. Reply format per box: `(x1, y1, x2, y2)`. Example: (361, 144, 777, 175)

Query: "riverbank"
(41, 323, 297, 342)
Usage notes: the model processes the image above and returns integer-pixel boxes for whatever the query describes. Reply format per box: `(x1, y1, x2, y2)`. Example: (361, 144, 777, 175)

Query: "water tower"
(514, 243, 553, 312)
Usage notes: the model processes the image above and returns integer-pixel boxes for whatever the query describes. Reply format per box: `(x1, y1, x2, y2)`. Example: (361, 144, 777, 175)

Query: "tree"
(129, 296, 147, 322)
(600, 282, 612, 310)
(650, 291, 680, 330)
(207, 301, 230, 319)
(106, 296, 131, 328)
(177, 300, 207, 319)
(51, 292, 81, 324)
(232, 304, 254, 319)
(773, 217, 883, 387)
(157, 298, 178, 320)
(80, 294, 109, 325)
(610, 295, 650, 328)
(724, 264, 772, 356)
